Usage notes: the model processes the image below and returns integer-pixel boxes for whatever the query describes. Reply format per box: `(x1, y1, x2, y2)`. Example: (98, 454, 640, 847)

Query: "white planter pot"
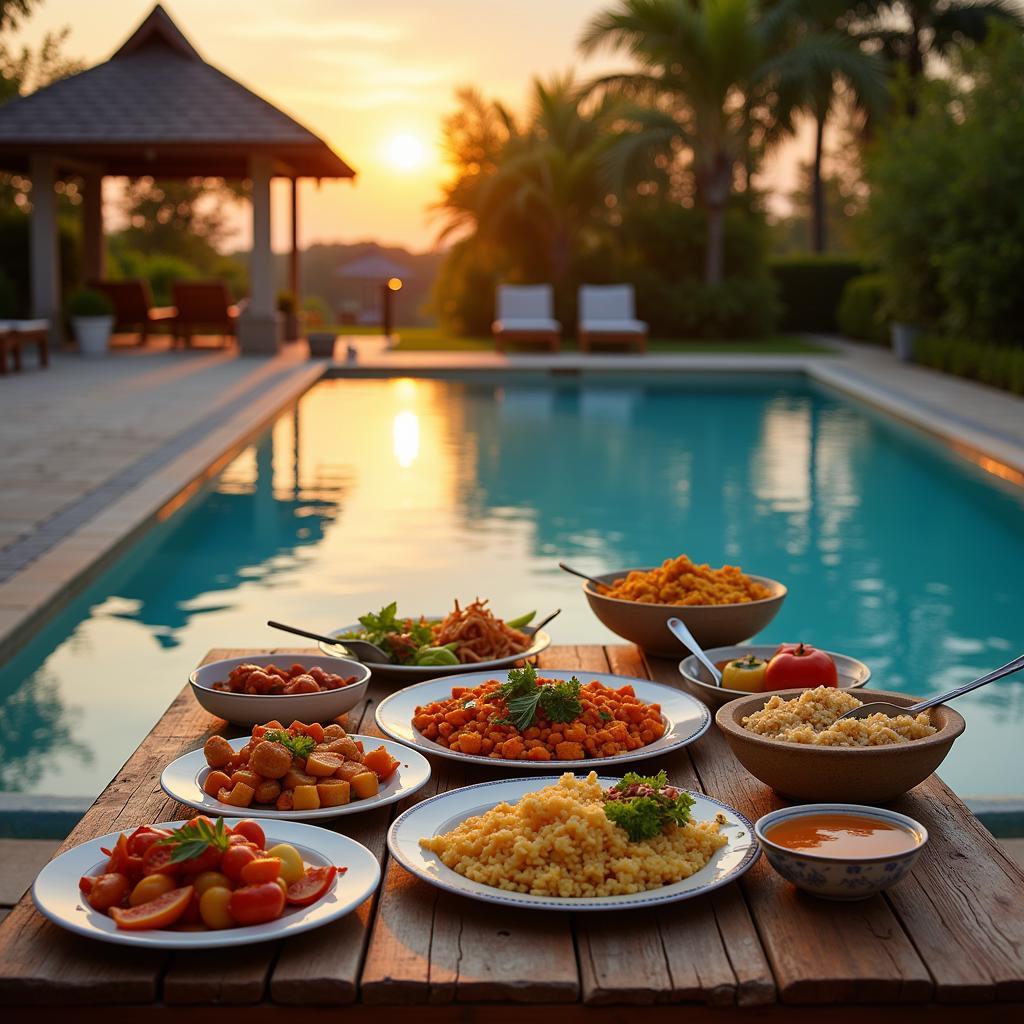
(73, 315, 114, 357)
(890, 322, 919, 363)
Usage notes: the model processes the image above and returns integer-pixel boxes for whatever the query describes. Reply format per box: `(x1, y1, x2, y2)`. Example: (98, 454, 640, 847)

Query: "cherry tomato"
(221, 844, 258, 883)
(177, 844, 223, 876)
(285, 866, 337, 906)
(228, 882, 286, 925)
(232, 820, 265, 850)
(87, 872, 131, 912)
(193, 871, 232, 896)
(199, 886, 235, 930)
(178, 890, 204, 928)
(129, 873, 176, 907)
(240, 857, 281, 886)
(125, 826, 171, 858)
(109, 885, 194, 931)
(79, 875, 95, 895)
(228, 834, 258, 847)
(141, 843, 177, 876)
(105, 833, 143, 878)
(265, 843, 304, 884)
(764, 643, 838, 690)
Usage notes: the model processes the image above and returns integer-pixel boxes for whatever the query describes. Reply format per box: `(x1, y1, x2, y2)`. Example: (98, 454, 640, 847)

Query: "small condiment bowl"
(754, 803, 928, 900)
(678, 644, 870, 710)
(190, 654, 371, 726)
(581, 570, 787, 657)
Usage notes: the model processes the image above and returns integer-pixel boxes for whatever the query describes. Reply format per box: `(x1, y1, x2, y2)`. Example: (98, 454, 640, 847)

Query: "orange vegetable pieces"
(362, 745, 400, 779)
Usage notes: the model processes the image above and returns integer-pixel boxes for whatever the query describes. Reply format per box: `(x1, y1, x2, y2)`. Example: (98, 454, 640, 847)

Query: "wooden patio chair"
(0, 319, 49, 374)
(492, 285, 561, 352)
(89, 279, 176, 346)
(171, 281, 239, 349)
(577, 284, 648, 352)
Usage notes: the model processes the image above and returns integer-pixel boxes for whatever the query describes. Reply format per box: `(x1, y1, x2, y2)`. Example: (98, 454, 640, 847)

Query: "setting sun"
(385, 132, 427, 171)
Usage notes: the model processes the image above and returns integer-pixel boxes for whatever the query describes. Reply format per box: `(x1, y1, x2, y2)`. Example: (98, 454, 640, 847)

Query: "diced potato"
(254, 779, 281, 804)
(320, 737, 361, 759)
(350, 772, 379, 800)
(204, 770, 231, 797)
(292, 784, 321, 811)
(362, 746, 400, 780)
(317, 780, 351, 807)
(323, 724, 346, 740)
(334, 760, 368, 782)
(276, 790, 294, 811)
(283, 768, 316, 790)
(230, 769, 261, 789)
(224, 782, 255, 807)
(305, 751, 343, 777)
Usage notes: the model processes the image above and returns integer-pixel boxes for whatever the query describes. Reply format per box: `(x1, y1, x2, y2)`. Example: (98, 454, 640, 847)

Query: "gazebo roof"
(337, 254, 413, 281)
(0, 4, 355, 179)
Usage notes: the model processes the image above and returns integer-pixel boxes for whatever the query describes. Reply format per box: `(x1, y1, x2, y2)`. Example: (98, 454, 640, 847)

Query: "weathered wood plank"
(885, 776, 1024, 1003)
(644, 653, 933, 1005)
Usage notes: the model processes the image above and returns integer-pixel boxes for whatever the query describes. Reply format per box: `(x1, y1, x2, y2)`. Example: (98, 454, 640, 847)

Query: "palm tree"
(436, 76, 624, 287)
(850, 0, 1024, 80)
(580, 0, 882, 283)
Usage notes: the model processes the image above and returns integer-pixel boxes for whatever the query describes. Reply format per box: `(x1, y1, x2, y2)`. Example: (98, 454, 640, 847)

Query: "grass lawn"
(332, 325, 830, 354)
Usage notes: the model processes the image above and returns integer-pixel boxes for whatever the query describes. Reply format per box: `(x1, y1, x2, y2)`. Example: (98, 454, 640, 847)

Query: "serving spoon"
(266, 620, 391, 663)
(557, 561, 607, 590)
(667, 616, 723, 687)
(835, 652, 1024, 721)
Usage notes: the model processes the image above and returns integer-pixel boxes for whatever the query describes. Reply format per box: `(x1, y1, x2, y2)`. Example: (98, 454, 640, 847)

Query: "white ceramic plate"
(388, 776, 758, 911)
(161, 735, 430, 820)
(319, 623, 552, 684)
(33, 818, 380, 948)
(375, 669, 711, 769)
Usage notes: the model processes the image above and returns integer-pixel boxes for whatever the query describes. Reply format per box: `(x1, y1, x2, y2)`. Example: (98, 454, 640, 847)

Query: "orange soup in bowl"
(765, 813, 921, 859)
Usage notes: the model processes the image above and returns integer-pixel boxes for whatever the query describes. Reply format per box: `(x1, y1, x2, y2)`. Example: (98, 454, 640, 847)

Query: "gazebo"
(0, 4, 355, 352)
(337, 253, 412, 325)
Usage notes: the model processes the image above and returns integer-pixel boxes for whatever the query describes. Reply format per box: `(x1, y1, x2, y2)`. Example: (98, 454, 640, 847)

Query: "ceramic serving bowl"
(679, 645, 870, 710)
(754, 803, 929, 900)
(581, 570, 786, 657)
(715, 688, 965, 804)
(190, 654, 371, 726)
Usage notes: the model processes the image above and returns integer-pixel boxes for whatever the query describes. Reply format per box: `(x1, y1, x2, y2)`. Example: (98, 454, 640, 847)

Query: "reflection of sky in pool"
(1, 374, 1022, 798)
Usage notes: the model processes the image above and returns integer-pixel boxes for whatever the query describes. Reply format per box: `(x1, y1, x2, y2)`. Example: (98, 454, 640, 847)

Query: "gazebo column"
(29, 154, 60, 343)
(82, 171, 106, 282)
(288, 177, 300, 300)
(238, 154, 279, 354)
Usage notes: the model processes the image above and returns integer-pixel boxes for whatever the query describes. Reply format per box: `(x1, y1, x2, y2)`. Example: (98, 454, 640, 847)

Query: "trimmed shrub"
(837, 274, 888, 345)
(635, 275, 780, 339)
(770, 256, 866, 332)
(65, 287, 114, 318)
(914, 335, 1024, 395)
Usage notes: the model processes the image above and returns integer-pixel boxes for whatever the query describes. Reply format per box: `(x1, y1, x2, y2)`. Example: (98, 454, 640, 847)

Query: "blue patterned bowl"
(754, 804, 928, 901)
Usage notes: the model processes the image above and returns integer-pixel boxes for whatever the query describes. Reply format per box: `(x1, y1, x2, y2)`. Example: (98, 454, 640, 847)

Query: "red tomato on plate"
(229, 882, 286, 925)
(286, 866, 338, 906)
(765, 643, 838, 689)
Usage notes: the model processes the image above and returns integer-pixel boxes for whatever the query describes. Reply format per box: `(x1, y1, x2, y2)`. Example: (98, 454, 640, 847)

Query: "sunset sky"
(10, 0, 806, 253)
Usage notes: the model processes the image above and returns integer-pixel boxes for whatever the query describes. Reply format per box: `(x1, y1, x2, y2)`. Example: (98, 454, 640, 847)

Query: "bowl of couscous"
(715, 687, 966, 803)
(581, 556, 787, 656)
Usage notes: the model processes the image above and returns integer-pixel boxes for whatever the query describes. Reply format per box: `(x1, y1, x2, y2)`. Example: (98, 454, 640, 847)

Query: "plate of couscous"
(387, 772, 759, 910)
(374, 666, 711, 769)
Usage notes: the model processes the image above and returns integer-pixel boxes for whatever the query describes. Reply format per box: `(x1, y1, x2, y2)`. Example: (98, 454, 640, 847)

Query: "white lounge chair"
(577, 284, 648, 352)
(492, 285, 561, 352)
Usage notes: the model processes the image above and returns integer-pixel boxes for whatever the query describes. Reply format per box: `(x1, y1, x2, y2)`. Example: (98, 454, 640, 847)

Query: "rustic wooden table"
(2, 644, 1022, 1021)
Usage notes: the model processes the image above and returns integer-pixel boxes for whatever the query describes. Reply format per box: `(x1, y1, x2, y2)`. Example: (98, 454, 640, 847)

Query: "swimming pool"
(2, 373, 1022, 799)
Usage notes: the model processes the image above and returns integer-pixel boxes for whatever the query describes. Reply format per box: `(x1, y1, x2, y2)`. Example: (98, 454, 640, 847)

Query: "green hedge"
(837, 273, 888, 345)
(915, 335, 1024, 395)
(770, 256, 866, 332)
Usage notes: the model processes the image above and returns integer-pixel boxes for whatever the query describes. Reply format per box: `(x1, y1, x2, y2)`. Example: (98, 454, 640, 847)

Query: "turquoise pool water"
(2, 374, 1022, 799)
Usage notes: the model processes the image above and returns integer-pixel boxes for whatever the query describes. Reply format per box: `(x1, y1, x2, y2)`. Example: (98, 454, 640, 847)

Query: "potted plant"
(277, 290, 300, 342)
(66, 287, 115, 357)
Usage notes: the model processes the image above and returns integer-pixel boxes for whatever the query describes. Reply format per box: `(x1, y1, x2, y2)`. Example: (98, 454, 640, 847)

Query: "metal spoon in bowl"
(557, 562, 608, 590)
(667, 616, 723, 687)
(266, 620, 391, 664)
(835, 652, 1024, 721)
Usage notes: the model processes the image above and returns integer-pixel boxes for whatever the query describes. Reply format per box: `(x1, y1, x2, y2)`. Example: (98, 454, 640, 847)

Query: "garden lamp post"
(382, 276, 402, 339)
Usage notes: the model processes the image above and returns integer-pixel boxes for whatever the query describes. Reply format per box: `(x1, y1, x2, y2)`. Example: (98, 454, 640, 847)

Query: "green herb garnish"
(488, 664, 584, 730)
(603, 771, 695, 842)
(342, 601, 439, 664)
(599, 709, 612, 721)
(263, 729, 316, 760)
(157, 817, 230, 865)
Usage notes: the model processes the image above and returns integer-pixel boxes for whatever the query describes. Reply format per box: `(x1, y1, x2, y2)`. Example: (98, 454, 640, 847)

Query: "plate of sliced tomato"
(32, 816, 380, 948)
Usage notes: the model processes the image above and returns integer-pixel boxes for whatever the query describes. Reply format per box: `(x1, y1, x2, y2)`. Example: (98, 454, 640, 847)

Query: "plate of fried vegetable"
(375, 664, 711, 769)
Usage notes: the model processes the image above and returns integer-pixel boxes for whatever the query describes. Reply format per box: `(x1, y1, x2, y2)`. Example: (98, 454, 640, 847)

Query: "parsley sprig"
(603, 771, 695, 842)
(263, 729, 316, 760)
(488, 664, 583, 731)
(157, 817, 231, 865)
